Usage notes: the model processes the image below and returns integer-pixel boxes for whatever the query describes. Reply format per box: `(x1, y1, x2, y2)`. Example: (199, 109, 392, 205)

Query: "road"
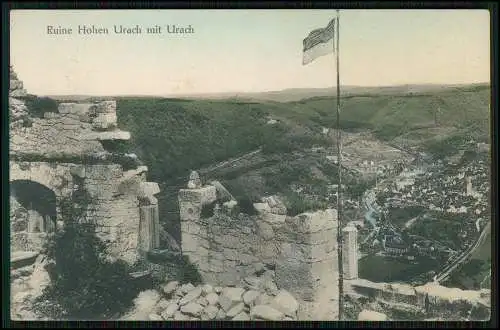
(434, 221, 491, 283)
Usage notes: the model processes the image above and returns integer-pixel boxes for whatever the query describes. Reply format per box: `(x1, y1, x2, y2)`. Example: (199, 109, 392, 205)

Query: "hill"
(43, 83, 490, 241)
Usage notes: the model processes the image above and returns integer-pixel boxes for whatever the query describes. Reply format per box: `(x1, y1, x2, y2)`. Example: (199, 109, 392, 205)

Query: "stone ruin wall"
(178, 183, 340, 320)
(9, 67, 161, 266)
(178, 179, 491, 321)
(341, 226, 491, 321)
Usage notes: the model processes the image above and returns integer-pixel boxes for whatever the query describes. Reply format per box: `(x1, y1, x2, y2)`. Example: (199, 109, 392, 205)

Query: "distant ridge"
(45, 82, 490, 103)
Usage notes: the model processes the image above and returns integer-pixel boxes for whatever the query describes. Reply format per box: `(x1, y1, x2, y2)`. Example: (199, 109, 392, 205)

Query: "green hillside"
(105, 84, 491, 241)
(115, 84, 490, 182)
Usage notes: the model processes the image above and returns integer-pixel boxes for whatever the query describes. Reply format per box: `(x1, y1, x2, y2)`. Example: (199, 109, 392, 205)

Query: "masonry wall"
(179, 185, 340, 320)
(344, 278, 491, 320)
(9, 68, 160, 266)
(9, 160, 153, 264)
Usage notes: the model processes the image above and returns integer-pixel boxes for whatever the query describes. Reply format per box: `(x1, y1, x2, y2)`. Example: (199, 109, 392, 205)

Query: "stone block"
(138, 182, 161, 198)
(94, 100, 117, 114)
(358, 310, 388, 321)
(10, 79, 23, 91)
(70, 165, 86, 178)
(10, 89, 27, 98)
(92, 112, 117, 129)
(43, 112, 61, 119)
(81, 130, 131, 141)
(290, 209, 337, 234)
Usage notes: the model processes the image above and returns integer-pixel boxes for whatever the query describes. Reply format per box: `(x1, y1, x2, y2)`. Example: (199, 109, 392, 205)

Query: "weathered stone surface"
(138, 182, 161, 198)
(196, 296, 209, 307)
(232, 311, 250, 320)
(257, 221, 275, 240)
(148, 313, 162, 321)
(201, 284, 214, 295)
(262, 196, 287, 215)
(180, 283, 196, 293)
(221, 287, 245, 302)
(162, 303, 179, 319)
(187, 171, 202, 189)
(250, 305, 284, 321)
(358, 310, 388, 321)
(216, 308, 227, 320)
(271, 290, 299, 316)
(180, 302, 203, 317)
(163, 281, 179, 295)
(201, 305, 219, 320)
(263, 279, 279, 296)
(81, 130, 131, 141)
(173, 311, 189, 320)
(155, 298, 169, 313)
(255, 293, 272, 306)
(243, 290, 260, 306)
(179, 286, 202, 306)
(206, 292, 219, 306)
(226, 302, 245, 318)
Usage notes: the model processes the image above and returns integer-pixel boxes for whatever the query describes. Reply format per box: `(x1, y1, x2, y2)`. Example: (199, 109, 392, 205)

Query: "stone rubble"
(124, 277, 299, 321)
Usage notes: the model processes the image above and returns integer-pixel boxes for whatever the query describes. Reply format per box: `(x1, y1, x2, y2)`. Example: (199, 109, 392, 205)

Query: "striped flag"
(302, 18, 335, 65)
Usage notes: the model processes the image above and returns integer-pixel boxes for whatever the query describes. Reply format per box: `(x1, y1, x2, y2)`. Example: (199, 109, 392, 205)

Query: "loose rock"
(232, 312, 250, 320)
(196, 296, 209, 307)
(148, 313, 162, 321)
(206, 292, 219, 306)
(243, 290, 260, 306)
(163, 303, 179, 319)
(201, 305, 219, 320)
(226, 302, 245, 318)
(219, 287, 245, 311)
(216, 308, 227, 320)
(173, 311, 189, 320)
(358, 310, 388, 321)
(180, 283, 195, 293)
(255, 293, 272, 306)
(180, 302, 203, 317)
(179, 287, 202, 306)
(250, 305, 284, 321)
(270, 290, 299, 316)
(201, 284, 214, 295)
(163, 281, 179, 295)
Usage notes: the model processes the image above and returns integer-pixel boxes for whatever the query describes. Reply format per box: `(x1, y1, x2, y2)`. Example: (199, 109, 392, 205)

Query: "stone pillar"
(342, 225, 358, 280)
(178, 185, 217, 282)
(138, 205, 160, 252)
(465, 176, 473, 196)
(275, 209, 339, 320)
(137, 182, 161, 254)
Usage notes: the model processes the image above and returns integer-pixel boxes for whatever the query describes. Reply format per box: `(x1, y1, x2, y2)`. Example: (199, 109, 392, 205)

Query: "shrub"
(22, 94, 59, 118)
(34, 186, 145, 320)
(284, 190, 329, 216)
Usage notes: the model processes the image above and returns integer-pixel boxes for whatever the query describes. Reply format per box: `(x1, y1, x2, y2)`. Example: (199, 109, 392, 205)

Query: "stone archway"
(10, 180, 58, 252)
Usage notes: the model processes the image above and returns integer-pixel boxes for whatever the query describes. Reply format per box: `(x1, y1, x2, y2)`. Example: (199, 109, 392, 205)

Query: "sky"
(10, 9, 490, 96)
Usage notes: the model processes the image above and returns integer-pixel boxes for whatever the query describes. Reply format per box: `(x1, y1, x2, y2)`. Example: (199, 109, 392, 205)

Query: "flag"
(302, 18, 335, 65)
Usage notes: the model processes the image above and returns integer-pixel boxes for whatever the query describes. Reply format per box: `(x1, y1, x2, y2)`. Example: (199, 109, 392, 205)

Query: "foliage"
(11, 152, 142, 171)
(34, 185, 145, 320)
(22, 94, 59, 118)
(283, 190, 329, 216)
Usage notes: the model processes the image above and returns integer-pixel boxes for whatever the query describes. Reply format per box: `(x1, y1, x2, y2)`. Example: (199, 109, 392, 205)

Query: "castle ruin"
(9, 67, 161, 265)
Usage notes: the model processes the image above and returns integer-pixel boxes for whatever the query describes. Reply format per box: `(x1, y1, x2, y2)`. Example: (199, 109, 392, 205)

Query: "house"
(383, 235, 409, 255)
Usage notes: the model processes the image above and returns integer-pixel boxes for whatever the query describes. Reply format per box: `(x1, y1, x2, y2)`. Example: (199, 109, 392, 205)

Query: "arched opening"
(10, 180, 57, 233)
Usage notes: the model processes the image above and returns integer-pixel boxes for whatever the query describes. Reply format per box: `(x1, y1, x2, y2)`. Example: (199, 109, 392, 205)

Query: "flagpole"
(335, 9, 344, 321)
